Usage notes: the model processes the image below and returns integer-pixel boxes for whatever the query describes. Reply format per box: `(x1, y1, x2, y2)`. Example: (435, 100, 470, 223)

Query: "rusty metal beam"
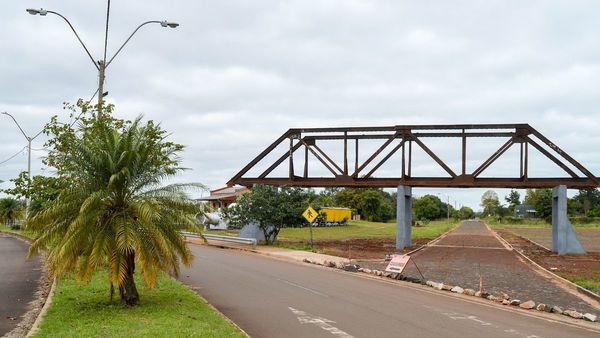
(364, 140, 405, 178)
(526, 137, 578, 178)
(312, 143, 344, 175)
(228, 124, 599, 189)
(472, 138, 514, 178)
(410, 134, 457, 178)
(258, 140, 303, 179)
(237, 177, 598, 189)
(352, 133, 399, 177)
(301, 140, 339, 177)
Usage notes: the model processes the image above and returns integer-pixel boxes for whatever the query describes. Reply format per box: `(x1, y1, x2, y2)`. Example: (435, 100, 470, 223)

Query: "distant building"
(198, 185, 249, 209)
(515, 204, 536, 218)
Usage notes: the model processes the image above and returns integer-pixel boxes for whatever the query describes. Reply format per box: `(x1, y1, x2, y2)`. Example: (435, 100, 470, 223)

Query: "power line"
(0, 146, 27, 166)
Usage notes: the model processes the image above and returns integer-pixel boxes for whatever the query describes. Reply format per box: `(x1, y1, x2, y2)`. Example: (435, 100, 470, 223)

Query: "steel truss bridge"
(228, 124, 599, 189)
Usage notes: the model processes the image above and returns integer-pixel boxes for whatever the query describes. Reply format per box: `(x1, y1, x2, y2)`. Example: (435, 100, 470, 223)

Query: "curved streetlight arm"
(45, 10, 99, 70)
(106, 21, 162, 67)
(1, 112, 29, 140)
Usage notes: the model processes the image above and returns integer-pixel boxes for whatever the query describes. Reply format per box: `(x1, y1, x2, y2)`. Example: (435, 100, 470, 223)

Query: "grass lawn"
(33, 271, 245, 338)
(558, 272, 600, 294)
(207, 219, 457, 242)
(487, 218, 600, 229)
(279, 220, 458, 241)
(0, 224, 26, 236)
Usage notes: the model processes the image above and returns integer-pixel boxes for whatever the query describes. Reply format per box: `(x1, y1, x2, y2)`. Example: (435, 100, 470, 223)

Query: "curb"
(492, 227, 600, 306)
(26, 278, 57, 338)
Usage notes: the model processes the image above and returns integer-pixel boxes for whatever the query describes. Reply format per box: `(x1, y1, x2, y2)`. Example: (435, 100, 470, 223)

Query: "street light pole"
(1, 112, 44, 219)
(26, 3, 179, 115)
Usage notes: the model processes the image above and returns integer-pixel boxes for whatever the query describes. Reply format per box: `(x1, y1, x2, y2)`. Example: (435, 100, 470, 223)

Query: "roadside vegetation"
(33, 271, 245, 338)
(1, 102, 245, 336)
(557, 272, 600, 294)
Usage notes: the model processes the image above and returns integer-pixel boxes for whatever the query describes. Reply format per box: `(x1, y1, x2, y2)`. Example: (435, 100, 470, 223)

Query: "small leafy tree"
(413, 195, 445, 220)
(480, 190, 501, 217)
(26, 102, 203, 306)
(457, 206, 475, 220)
(223, 185, 308, 244)
(524, 189, 553, 220)
(3, 172, 61, 217)
(334, 188, 395, 222)
(504, 189, 521, 215)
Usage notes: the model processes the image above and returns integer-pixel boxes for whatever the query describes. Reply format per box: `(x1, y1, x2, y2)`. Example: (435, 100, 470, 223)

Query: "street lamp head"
(26, 8, 48, 16)
(160, 21, 179, 28)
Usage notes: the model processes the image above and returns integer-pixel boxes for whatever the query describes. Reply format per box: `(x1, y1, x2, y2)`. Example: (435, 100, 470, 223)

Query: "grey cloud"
(2, 1, 600, 209)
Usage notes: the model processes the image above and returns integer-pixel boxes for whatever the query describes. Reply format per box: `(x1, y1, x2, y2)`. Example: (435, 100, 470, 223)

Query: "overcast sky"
(1, 1, 599, 210)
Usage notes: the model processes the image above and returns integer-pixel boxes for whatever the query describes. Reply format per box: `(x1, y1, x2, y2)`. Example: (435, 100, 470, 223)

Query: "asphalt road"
(0, 234, 41, 336)
(180, 244, 599, 338)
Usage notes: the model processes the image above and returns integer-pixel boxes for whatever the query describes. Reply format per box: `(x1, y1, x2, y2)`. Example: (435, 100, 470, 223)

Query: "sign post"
(302, 207, 318, 249)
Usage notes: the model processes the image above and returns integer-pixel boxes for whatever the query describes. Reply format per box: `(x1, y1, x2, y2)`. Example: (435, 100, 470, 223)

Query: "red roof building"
(198, 186, 249, 209)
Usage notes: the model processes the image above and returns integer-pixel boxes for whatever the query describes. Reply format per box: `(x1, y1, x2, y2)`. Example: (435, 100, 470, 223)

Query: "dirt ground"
(279, 237, 431, 259)
(496, 229, 600, 289)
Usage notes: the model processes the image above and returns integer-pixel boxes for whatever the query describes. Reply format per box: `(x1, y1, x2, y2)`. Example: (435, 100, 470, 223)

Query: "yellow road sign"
(302, 207, 318, 223)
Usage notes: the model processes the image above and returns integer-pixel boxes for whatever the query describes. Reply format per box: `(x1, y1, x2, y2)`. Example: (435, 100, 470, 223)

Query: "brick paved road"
(359, 221, 598, 315)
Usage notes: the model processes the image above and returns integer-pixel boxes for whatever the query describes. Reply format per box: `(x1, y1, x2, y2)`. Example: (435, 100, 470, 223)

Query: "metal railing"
(181, 231, 257, 249)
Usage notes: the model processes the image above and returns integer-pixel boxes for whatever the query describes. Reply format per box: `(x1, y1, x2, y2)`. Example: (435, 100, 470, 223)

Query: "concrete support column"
(396, 185, 412, 249)
(552, 185, 585, 255)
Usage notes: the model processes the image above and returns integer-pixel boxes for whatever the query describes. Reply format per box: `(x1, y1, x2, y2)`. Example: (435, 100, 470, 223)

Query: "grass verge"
(487, 218, 600, 229)
(207, 220, 457, 242)
(558, 272, 600, 294)
(276, 220, 457, 241)
(33, 271, 245, 338)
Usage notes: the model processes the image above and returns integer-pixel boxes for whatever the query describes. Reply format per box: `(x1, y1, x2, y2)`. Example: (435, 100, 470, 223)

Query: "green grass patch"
(34, 271, 245, 338)
(0, 226, 31, 238)
(272, 242, 318, 252)
(276, 220, 457, 241)
(207, 220, 457, 242)
(557, 272, 600, 294)
(487, 218, 600, 229)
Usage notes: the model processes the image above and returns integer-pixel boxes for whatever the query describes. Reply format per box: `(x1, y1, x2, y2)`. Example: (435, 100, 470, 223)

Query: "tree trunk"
(119, 251, 139, 306)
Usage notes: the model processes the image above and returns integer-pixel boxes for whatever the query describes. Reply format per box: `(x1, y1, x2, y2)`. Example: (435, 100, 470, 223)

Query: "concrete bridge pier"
(396, 185, 412, 249)
(552, 185, 586, 255)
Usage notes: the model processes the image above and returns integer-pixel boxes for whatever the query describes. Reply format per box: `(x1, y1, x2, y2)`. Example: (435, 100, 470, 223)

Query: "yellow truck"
(319, 207, 352, 225)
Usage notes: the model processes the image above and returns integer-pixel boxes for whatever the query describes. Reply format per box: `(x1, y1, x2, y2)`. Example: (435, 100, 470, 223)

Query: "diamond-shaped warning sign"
(302, 207, 318, 223)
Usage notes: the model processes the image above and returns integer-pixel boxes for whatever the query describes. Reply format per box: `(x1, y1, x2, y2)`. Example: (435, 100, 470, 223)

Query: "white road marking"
(289, 307, 354, 338)
(278, 278, 329, 297)
(430, 306, 540, 337)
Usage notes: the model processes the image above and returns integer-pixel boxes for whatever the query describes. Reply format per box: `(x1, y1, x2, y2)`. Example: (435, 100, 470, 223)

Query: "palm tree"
(26, 117, 203, 306)
(0, 197, 24, 226)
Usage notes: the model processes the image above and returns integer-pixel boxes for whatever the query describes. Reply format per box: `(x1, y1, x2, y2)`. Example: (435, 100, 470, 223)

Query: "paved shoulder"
(0, 234, 41, 336)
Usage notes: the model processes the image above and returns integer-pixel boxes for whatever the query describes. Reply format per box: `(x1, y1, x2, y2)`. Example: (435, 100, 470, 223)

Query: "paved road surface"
(0, 234, 41, 336)
(180, 244, 599, 338)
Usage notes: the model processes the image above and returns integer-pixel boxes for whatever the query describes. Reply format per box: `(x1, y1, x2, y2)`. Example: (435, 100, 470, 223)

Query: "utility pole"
(447, 195, 450, 220)
(27, 2, 179, 117)
(1, 112, 43, 220)
(98, 60, 106, 111)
